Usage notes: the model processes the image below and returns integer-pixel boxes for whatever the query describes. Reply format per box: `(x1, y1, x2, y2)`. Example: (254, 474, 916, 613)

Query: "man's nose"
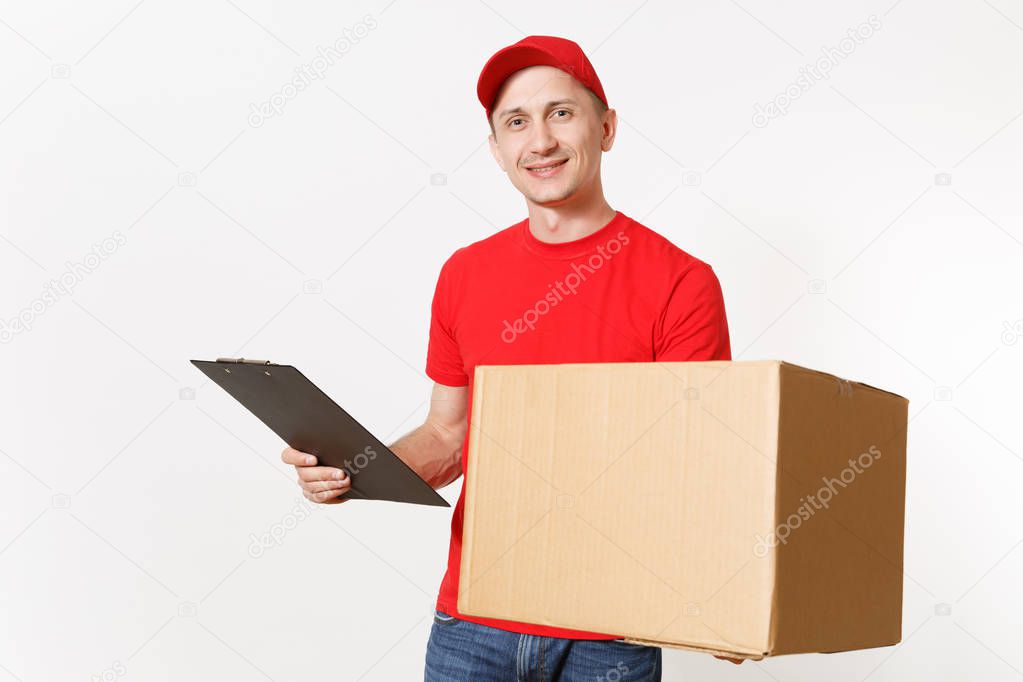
(528, 120, 558, 156)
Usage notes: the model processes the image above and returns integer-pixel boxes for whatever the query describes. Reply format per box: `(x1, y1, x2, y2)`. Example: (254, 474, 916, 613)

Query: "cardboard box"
(458, 360, 908, 659)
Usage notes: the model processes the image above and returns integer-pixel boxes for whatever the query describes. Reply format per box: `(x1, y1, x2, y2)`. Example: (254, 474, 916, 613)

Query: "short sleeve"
(425, 255, 469, 386)
(654, 262, 732, 361)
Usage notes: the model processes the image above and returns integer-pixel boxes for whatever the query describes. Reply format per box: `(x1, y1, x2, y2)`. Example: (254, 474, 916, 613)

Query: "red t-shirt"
(425, 208, 731, 639)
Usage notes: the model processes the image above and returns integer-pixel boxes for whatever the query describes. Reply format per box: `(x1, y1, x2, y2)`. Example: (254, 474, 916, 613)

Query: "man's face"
(487, 65, 616, 207)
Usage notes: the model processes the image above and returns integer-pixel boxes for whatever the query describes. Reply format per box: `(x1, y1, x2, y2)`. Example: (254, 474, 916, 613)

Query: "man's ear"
(600, 108, 618, 153)
(488, 133, 507, 172)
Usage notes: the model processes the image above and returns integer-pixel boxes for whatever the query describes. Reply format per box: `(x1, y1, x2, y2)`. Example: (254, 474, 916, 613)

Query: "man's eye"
(509, 118, 524, 127)
(553, 109, 570, 118)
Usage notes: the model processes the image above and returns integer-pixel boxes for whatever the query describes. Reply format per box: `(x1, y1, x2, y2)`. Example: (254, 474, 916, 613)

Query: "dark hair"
(489, 89, 608, 136)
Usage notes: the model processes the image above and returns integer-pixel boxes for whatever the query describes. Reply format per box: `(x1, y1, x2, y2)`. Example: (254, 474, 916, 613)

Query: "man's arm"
(388, 382, 467, 489)
(654, 261, 731, 361)
(282, 382, 467, 503)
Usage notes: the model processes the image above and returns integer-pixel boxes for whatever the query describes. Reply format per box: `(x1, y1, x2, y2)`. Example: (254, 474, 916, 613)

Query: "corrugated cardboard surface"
(771, 363, 907, 654)
(458, 360, 908, 658)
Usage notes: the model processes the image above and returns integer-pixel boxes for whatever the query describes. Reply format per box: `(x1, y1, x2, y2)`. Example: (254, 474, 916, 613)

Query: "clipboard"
(191, 357, 449, 507)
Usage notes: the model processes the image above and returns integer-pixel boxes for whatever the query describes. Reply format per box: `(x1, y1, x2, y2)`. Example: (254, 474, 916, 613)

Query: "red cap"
(477, 35, 608, 119)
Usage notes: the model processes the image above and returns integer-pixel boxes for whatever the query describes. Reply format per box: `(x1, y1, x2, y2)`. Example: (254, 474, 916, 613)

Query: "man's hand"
(281, 447, 351, 504)
(713, 655, 744, 665)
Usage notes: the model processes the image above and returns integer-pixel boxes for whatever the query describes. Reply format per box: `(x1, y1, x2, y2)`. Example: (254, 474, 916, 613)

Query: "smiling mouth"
(525, 159, 568, 177)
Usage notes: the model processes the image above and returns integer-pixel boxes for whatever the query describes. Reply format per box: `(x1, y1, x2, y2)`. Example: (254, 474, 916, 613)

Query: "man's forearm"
(388, 421, 463, 489)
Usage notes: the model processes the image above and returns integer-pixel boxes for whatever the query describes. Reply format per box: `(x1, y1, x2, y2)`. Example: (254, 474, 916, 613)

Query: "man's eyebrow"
(496, 98, 580, 120)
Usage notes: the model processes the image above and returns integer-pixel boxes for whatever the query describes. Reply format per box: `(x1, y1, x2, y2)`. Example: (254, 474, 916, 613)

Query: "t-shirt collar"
(518, 210, 629, 260)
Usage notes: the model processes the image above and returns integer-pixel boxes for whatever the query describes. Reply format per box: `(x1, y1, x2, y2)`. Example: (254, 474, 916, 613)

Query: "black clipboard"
(191, 357, 449, 507)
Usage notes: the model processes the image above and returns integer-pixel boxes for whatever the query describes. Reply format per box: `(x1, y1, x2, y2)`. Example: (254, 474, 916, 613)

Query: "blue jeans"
(425, 610, 661, 681)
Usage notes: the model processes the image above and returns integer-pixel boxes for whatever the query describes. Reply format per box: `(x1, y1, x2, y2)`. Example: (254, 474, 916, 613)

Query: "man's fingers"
(302, 492, 349, 505)
(713, 656, 744, 665)
(296, 466, 348, 483)
(284, 447, 350, 504)
(304, 486, 349, 503)
(281, 447, 317, 466)
(301, 478, 351, 494)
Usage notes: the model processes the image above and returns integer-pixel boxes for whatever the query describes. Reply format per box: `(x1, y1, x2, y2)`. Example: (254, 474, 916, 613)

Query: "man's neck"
(525, 201, 617, 244)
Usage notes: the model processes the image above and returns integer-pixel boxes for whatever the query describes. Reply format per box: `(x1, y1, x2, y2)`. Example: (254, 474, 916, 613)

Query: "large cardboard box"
(458, 360, 908, 659)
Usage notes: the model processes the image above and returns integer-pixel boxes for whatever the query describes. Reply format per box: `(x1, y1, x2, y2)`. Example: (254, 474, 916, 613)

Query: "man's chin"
(523, 183, 577, 206)
(526, 192, 575, 207)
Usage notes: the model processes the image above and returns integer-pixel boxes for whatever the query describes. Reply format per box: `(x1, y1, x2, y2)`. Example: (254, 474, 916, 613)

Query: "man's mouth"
(524, 158, 568, 178)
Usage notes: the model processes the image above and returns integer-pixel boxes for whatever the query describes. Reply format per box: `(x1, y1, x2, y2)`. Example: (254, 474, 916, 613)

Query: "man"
(282, 35, 735, 680)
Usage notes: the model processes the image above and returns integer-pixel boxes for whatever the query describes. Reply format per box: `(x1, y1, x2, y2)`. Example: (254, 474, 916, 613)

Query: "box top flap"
(778, 360, 909, 402)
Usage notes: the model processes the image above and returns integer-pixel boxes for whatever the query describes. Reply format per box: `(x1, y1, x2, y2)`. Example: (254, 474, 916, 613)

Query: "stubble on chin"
(520, 171, 578, 205)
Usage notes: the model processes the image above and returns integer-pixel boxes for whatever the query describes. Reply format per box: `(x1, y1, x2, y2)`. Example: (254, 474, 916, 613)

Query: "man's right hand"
(281, 447, 351, 504)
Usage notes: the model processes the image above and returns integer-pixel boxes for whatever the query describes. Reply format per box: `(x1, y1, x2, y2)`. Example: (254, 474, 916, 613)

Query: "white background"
(2, 1, 1022, 680)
